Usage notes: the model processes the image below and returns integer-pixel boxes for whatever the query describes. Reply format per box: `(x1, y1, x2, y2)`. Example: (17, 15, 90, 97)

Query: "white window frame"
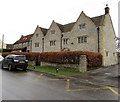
(50, 40, 56, 46)
(78, 36, 87, 43)
(63, 38, 69, 45)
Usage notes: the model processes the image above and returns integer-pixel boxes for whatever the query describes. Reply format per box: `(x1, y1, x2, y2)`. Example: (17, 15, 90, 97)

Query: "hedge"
(40, 51, 102, 67)
(2, 51, 102, 67)
(0, 49, 12, 52)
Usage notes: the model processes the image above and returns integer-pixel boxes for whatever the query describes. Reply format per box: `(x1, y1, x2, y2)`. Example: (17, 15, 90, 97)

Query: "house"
(31, 6, 118, 66)
(13, 34, 33, 52)
(0, 40, 6, 50)
(6, 44, 13, 50)
(32, 6, 118, 66)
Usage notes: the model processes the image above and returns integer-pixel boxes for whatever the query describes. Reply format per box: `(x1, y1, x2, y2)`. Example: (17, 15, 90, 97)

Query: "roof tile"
(13, 34, 33, 45)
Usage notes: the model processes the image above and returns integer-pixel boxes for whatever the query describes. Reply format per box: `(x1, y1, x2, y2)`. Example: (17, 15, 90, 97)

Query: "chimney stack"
(105, 4, 109, 14)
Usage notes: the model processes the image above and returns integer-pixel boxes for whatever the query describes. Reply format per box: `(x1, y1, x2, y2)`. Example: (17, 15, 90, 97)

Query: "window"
(50, 40, 56, 46)
(22, 43, 24, 47)
(79, 24, 86, 29)
(113, 53, 115, 56)
(36, 34, 39, 37)
(106, 51, 109, 56)
(23, 37, 27, 40)
(35, 42, 39, 47)
(78, 36, 87, 43)
(15, 56, 26, 60)
(63, 38, 69, 45)
(51, 30, 55, 34)
(28, 42, 30, 46)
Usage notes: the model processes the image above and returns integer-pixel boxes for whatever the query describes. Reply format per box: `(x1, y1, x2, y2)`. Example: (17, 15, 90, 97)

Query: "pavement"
(70, 64, 120, 88)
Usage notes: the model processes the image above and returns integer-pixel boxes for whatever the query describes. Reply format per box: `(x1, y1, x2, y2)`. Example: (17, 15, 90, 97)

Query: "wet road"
(0, 63, 119, 100)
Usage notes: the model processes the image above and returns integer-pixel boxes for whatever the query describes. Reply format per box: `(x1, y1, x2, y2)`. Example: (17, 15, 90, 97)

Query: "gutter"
(97, 27, 100, 52)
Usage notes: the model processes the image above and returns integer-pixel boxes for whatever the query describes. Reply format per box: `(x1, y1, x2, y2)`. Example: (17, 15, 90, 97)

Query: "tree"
(116, 37, 120, 52)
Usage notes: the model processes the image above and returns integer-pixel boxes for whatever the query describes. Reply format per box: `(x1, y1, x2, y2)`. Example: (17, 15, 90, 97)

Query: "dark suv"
(2, 55, 28, 71)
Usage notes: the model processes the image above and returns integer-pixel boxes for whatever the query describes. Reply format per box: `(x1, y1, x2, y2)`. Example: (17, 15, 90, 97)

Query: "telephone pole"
(1, 34, 4, 54)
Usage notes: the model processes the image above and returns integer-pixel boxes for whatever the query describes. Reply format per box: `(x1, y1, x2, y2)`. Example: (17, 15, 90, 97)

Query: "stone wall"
(101, 15, 118, 66)
(41, 55, 87, 72)
(28, 61, 36, 66)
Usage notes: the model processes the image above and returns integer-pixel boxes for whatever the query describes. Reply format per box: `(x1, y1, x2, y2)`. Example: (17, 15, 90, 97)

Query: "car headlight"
(14, 60, 19, 62)
(25, 60, 28, 62)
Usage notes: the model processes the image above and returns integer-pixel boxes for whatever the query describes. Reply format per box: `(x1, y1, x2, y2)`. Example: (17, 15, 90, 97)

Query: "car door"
(2, 56, 7, 68)
(3, 56, 10, 68)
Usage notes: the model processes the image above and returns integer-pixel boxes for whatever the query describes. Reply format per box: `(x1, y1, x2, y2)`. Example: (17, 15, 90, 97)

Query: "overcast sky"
(0, 0, 119, 44)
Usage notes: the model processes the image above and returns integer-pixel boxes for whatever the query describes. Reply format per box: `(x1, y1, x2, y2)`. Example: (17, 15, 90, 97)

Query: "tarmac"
(28, 64, 120, 88)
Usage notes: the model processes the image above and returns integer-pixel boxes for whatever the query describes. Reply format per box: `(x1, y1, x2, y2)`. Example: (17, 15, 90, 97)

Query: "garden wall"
(41, 55, 87, 72)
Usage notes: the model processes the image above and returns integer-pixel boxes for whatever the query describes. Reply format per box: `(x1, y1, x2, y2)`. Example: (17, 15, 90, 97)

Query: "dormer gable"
(71, 11, 96, 32)
(33, 25, 47, 38)
(46, 20, 62, 35)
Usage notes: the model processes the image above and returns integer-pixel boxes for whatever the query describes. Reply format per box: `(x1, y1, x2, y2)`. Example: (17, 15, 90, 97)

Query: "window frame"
(78, 36, 88, 43)
(50, 40, 56, 46)
(36, 34, 39, 37)
(35, 42, 40, 47)
(63, 38, 69, 45)
(79, 23, 86, 29)
(106, 51, 109, 56)
(51, 30, 55, 34)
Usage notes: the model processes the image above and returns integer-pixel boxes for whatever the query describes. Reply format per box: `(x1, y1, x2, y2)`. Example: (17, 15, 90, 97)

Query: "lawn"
(27, 65, 85, 76)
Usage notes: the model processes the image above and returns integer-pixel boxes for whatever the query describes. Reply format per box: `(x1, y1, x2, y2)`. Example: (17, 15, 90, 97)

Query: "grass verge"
(27, 65, 86, 76)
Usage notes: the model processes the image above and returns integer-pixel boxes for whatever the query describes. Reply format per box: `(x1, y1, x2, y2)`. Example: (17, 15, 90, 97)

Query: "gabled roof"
(56, 22, 75, 33)
(56, 13, 105, 33)
(39, 27, 48, 36)
(13, 34, 33, 45)
(91, 15, 105, 26)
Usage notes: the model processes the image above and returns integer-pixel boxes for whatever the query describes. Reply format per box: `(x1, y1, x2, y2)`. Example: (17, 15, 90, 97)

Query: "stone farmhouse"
(13, 6, 118, 66)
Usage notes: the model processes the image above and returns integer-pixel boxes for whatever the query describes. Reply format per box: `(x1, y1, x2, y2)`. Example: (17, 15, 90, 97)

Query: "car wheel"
(23, 68, 27, 72)
(1, 63, 4, 69)
(8, 64, 12, 71)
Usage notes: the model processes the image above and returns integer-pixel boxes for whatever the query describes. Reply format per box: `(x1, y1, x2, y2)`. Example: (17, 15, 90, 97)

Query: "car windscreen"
(15, 56, 26, 60)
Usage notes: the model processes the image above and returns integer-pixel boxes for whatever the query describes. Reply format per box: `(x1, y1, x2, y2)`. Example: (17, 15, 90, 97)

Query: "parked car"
(0, 55, 4, 62)
(2, 54, 28, 71)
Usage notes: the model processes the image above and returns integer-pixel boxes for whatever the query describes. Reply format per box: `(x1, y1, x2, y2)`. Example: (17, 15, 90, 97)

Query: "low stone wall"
(28, 61, 36, 66)
(41, 55, 87, 72)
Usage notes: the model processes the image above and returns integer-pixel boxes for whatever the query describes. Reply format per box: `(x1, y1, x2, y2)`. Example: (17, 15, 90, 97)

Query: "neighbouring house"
(6, 44, 13, 50)
(0, 40, 6, 50)
(13, 34, 33, 52)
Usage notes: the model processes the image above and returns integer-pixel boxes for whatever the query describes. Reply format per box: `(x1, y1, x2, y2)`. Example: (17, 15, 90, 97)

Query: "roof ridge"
(91, 14, 105, 19)
(39, 27, 48, 30)
(91, 14, 105, 26)
(63, 22, 76, 26)
(56, 22, 75, 32)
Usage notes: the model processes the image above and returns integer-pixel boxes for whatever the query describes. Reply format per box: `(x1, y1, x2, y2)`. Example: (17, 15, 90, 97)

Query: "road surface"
(0, 63, 119, 101)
